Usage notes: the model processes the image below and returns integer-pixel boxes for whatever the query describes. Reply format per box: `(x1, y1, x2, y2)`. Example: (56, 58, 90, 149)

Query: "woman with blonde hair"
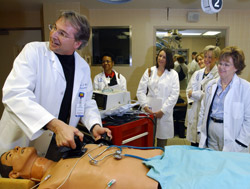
(186, 46, 220, 146)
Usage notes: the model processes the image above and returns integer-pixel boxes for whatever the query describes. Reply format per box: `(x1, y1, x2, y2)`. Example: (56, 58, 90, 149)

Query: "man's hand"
(91, 124, 112, 141)
(46, 119, 83, 149)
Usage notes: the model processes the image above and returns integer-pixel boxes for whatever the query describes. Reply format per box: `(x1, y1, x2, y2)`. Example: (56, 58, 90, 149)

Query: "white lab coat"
(198, 74, 250, 153)
(93, 70, 127, 91)
(0, 42, 102, 156)
(136, 66, 179, 139)
(187, 59, 200, 83)
(185, 66, 219, 143)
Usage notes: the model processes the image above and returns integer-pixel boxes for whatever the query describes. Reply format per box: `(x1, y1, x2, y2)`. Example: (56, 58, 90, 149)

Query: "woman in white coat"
(185, 53, 205, 135)
(136, 48, 179, 148)
(186, 46, 220, 146)
(93, 52, 127, 92)
(198, 46, 250, 153)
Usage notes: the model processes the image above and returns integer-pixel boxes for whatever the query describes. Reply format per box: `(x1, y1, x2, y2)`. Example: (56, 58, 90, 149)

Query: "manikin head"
(0, 146, 39, 179)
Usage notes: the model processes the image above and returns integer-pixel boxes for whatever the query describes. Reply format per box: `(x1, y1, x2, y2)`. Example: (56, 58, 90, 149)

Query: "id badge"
(76, 92, 85, 117)
(106, 77, 111, 84)
(76, 103, 84, 117)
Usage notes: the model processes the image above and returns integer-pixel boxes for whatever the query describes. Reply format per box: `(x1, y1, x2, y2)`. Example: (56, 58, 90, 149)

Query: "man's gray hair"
(58, 11, 90, 50)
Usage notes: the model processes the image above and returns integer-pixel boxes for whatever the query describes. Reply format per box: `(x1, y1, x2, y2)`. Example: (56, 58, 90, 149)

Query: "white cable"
(56, 144, 102, 189)
(30, 174, 51, 189)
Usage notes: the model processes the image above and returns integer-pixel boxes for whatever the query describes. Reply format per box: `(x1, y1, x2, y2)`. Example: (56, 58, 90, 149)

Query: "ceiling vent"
(187, 12, 200, 22)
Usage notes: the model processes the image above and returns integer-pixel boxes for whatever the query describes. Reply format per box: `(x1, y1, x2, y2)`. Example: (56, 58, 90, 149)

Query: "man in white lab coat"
(0, 11, 111, 161)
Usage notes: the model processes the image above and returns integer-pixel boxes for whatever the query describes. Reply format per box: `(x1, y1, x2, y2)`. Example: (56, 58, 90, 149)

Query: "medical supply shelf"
(103, 115, 154, 147)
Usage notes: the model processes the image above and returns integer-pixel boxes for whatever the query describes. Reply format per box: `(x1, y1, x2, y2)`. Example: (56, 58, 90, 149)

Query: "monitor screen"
(92, 26, 132, 66)
(92, 92, 107, 110)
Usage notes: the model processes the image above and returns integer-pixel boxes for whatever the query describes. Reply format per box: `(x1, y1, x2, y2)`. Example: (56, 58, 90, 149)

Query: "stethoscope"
(88, 144, 164, 165)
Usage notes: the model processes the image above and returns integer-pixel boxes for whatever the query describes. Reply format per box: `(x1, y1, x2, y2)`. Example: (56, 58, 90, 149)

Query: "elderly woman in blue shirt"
(198, 46, 250, 153)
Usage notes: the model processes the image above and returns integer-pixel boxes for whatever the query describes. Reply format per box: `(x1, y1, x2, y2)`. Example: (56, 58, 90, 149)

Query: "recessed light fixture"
(156, 31, 172, 38)
(182, 33, 201, 36)
(179, 32, 202, 36)
(179, 30, 205, 36)
(203, 31, 221, 36)
(98, 0, 132, 4)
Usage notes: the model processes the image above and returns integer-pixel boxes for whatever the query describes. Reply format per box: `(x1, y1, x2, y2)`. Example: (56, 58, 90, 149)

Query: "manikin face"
(204, 50, 217, 70)
(102, 56, 114, 74)
(218, 56, 237, 81)
(1, 146, 37, 178)
(49, 17, 82, 55)
(157, 50, 167, 68)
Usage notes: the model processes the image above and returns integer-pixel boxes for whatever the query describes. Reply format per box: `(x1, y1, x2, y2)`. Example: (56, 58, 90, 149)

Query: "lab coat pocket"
(232, 102, 244, 119)
(233, 142, 247, 153)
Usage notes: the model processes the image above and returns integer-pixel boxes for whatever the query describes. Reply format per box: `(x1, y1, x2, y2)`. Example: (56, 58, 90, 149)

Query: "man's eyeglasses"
(48, 24, 74, 39)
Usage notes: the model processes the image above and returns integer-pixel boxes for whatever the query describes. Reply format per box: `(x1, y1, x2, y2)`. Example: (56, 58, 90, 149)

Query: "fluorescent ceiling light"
(117, 35, 127, 39)
(156, 31, 171, 38)
(203, 31, 221, 36)
(122, 31, 130, 36)
(98, 0, 132, 4)
(179, 30, 204, 36)
(180, 33, 202, 36)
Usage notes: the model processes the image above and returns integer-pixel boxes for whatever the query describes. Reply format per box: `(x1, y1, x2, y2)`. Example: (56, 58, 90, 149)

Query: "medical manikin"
(0, 144, 163, 188)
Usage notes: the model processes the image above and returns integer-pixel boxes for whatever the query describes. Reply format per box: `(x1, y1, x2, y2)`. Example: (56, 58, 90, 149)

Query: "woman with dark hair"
(198, 46, 250, 152)
(136, 48, 180, 148)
